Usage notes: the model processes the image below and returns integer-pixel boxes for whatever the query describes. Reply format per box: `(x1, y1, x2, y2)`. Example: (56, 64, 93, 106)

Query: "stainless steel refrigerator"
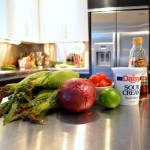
(89, 6, 149, 78)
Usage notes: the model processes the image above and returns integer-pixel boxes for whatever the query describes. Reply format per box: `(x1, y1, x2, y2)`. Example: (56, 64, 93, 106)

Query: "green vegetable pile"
(1, 64, 17, 70)
(0, 70, 79, 125)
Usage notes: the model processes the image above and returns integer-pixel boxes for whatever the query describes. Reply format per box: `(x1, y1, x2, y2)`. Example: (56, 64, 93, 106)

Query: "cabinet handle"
(62, 24, 67, 41)
(25, 22, 28, 37)
(61, 24, 63, 39)
(62, 24, 64, 40)
(65, 24, 67, 40)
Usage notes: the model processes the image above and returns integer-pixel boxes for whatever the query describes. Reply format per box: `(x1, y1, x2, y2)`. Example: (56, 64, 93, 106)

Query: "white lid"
(111, 67, 145, 74)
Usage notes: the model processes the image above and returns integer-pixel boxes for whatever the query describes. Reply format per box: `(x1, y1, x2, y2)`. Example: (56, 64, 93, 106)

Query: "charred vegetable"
(0, 70, 79, 125)
(3, 89, 59, 125)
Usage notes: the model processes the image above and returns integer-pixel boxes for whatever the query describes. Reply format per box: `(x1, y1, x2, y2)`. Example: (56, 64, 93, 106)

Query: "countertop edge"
(0, 68, 90, 82)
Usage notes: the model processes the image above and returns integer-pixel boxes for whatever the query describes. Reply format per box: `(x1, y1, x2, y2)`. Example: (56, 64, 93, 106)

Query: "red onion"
(57, 78, 96, 112)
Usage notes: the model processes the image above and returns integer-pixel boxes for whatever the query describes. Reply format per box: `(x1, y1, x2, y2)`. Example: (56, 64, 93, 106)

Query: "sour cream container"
(111, 67, 144, 106)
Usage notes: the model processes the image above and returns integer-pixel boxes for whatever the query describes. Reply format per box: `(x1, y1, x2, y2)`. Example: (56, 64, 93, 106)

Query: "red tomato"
(89, 74, 100, 87)
(96, 72, 106, 80)
(106, 78, 113, 86)
(98, 79, 109, 87)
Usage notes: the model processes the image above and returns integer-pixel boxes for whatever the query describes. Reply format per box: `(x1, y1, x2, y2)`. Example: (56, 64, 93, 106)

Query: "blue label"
(117, 76, 123, 81)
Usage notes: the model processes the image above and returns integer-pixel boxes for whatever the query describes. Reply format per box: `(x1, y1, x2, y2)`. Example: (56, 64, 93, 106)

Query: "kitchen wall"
(0, 43, 45, 67)
(43, 43, 57, 61)
(0, 42, 89, 68)
(0, 43, 20, 67)
(42, 42, 89, 68)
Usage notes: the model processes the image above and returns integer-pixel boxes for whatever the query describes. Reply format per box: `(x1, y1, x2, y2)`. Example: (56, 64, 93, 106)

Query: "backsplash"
(0, 43, 43, 67)
(0, 42, 89, 68)
(0, 43, 20, 67)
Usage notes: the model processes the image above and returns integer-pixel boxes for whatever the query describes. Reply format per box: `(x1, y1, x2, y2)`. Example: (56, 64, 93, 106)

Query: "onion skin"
(57, 78, 96, 112)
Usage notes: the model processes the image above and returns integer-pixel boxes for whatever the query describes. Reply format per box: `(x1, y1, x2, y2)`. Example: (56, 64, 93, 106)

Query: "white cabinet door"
(65, 0, 88, 42)
(7, 0, 26, 41)
(39, 0, 64, 43)
(39, 0, 88, 43)
(7, 0, 39, 43)
(25, 0, 39, 43)
(0, 0, 7, 38)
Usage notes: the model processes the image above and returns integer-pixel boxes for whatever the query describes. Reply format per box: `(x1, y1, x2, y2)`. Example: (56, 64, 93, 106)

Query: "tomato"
(106, 78, 113, 86)
(89, 74, 100, 87)
(89, 72, 113, 87)
(98, 79, 109, 87)
(96, 72, 106, 80)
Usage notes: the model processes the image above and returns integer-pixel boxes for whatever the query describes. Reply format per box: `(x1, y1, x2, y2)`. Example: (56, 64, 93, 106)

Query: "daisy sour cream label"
(112, 67, 144, 106)
(117, 74, 140, 96)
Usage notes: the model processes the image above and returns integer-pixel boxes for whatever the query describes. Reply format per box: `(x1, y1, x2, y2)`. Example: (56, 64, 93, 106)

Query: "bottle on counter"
(128, 37, 148, 102)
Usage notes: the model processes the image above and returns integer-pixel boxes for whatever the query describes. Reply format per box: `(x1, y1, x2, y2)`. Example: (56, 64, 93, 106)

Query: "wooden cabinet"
(0, 0, 7, 38)
(39, 0, 88, 43)
(7, 0, 39, 43)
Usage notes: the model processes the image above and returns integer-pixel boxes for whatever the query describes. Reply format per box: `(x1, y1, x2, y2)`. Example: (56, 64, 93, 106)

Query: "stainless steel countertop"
(0, 68, 89, 81)
(0, 98, 149, 150)
(47, 67, 89, 74)
(0, 68, 47, 81)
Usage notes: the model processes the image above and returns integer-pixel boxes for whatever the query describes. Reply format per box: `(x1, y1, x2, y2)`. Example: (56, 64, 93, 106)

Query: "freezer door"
(91, 11, 116, 43)
(91, 11, 116, 76)
(117, 10, 149, 67)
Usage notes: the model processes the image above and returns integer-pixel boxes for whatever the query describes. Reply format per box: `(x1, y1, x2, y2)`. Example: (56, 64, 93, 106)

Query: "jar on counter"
(128, 37, 148, 102)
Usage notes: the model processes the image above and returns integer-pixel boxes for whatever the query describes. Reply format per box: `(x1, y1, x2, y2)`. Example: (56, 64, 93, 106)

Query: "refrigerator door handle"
(117, 33, 120, 67)
(112, 32, 116, 67)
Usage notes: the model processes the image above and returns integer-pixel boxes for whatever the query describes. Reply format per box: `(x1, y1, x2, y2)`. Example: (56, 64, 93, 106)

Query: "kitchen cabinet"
(88, 0, 149, 9)
(0, 0, 7, 38)
(39, 0, 88, 43)
(7, 0, 39, 43)
(39, 0, 63, 43)
(65, 0, 88, 42)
